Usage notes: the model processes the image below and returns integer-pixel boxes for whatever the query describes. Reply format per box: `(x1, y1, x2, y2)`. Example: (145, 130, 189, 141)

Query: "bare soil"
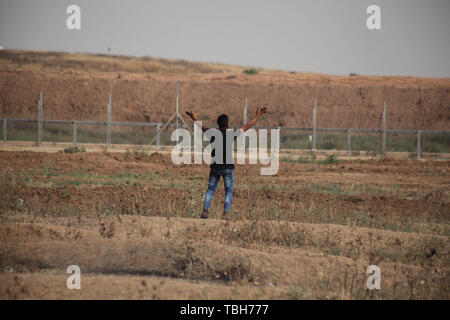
(0, 151, 448, 299)
(1, 68, 449, 130)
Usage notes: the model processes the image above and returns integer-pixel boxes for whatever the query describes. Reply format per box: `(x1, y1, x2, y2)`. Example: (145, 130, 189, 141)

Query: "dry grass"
(0, 217, 448, 300)
(0, 50, 266, 74)
(0, 151, 448, 299)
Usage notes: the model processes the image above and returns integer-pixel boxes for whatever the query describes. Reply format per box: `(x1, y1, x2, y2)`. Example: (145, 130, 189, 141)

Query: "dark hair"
(217, 114, 228, 129)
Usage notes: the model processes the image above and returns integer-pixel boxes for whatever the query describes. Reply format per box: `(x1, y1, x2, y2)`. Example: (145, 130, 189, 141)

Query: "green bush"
(243, 69, 258, 75)
(64, 147, 85, 154)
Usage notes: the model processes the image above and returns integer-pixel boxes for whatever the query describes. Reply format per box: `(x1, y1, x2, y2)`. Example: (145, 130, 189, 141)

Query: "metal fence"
(1, 118, 181, 149)
(1, 91, 449, 159)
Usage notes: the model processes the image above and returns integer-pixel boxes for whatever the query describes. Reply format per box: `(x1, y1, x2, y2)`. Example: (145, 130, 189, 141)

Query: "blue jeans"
(203, 168, 234, 212)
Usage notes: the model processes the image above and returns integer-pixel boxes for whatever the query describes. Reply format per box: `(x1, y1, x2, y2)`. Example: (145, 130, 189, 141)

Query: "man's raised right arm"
(185, 110, 208, 132)
(240, 107, 267, 132)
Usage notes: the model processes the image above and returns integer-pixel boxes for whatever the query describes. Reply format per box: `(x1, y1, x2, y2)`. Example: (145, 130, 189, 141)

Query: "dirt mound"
(145, 152, 170, 164)
(1, 216, 448, 299)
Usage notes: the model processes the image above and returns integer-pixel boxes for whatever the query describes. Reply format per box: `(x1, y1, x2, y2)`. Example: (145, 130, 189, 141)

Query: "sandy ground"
(0, 150, 449, 299)
(1, 141, 449, 160)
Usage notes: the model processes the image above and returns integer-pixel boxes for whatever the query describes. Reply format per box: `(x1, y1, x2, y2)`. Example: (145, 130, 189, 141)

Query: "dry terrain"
(1, 50, 449, 131)
(0, 50, 449, 300)
(0, 151, 448, 299)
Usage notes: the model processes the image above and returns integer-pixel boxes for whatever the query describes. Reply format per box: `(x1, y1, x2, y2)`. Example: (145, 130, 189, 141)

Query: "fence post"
(346, 128, 351, 156)
(175, 81, 179, 140)
(243, 98, 248, 150)
(244, 98, 248, 125)
(156, 123, 161, 150)
(38, 91, 43, 147)
(416, 130, 421, 159)
(312, 99, 317, 156)
(73, 120, 77, 147)
(382, 101, 386, 156)
(3, 119, 6, 144)
(107, 93, 112, 148)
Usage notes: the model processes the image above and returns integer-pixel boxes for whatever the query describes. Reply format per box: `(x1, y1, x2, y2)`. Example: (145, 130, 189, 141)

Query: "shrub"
(243, 69, 258, 75)
(63, 146, 85, 154)
(322, 154, 339, 164)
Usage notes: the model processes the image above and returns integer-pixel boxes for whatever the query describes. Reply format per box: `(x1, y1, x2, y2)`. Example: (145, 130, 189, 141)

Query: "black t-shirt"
(205, 128, 243, 170)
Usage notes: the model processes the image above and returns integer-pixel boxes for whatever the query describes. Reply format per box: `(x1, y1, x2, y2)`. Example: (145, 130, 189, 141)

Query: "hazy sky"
(1, 0, 449, 77)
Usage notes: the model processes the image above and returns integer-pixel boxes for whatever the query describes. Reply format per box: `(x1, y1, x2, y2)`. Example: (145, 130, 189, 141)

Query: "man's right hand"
(186, 110, 196, 121)
(256, 107, 267, 116)
(241, 106, 268, 133)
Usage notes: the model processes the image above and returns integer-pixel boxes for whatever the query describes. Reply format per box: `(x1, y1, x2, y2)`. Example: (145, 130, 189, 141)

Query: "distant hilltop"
(0, 49, 264, 75)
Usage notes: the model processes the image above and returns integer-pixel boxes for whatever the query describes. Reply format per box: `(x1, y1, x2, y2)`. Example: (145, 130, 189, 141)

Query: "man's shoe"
(222, 211, 231, 220)
(201, 209, 208, 219)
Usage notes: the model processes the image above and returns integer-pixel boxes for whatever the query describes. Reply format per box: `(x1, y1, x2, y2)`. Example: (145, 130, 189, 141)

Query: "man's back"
(208, 128, 242, 170)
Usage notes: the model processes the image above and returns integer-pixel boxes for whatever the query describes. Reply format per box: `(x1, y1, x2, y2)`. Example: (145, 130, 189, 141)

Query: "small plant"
(98, 220, 115, 239)
(322, 154, 339, 164)
(288, 286, 300, 300)
(43, 161, 57, 176)
(64, 146, 85, 154)
(329, 246, 342, 256)
(243, 69, 258, 75)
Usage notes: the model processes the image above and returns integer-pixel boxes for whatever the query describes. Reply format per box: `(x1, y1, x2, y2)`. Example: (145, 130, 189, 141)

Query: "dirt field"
(1, 50, 450, 131)
(0, 50, 449, 299)
(0, 150, 448, 299)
